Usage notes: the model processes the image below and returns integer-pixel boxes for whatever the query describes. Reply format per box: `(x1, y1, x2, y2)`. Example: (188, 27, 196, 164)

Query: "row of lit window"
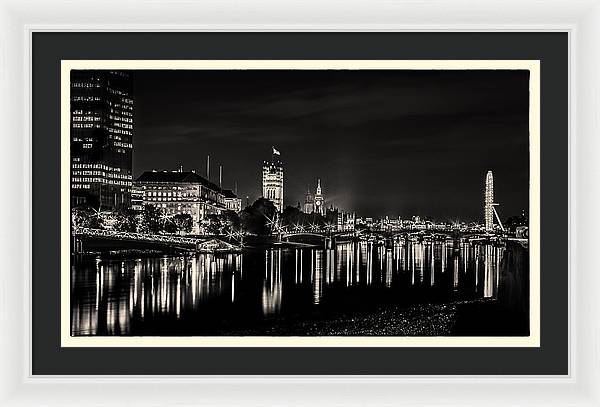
(265, 189, 280, 199)
(72, 179, 132, 186)
(141, 185, 191, 191)
(72, 172, 132, 181)
(108, 128, 132, 136)
(106, 180, 132, 186)
(142, 194, 224, 203)
(112, 103, 133, 110)
(109, 109, 134, 117)
(112, 141, 132, 149)
(112, 122, 133, 129)
(72, 96, 101, 102)
(108, 109, 133, 118)
(72, 162, 111, 170)
(225, 202, 242, 210)
(108, 115, 133, 123)
(140, 185, 216, 194)
(71, 163, 130, 175)
(106, 173, 132, 180)
(73, 123, 101, 129)
(72, 116, 101, 122)
(146, 191, 184, 197)
(72, 170, 106, 177)
(145, 197, 186, 202)
(72, 82, 102, 88)
(72, 177, 103, 183)
(72, 110, 101, 115)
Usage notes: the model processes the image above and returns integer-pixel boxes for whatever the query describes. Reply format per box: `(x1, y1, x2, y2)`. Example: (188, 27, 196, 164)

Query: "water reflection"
(263, 249, 282, 315)
(71, 239, 515, 336)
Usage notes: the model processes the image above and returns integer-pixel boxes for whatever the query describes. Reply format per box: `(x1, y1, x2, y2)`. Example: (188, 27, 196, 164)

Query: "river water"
(71, 239, 529, 336)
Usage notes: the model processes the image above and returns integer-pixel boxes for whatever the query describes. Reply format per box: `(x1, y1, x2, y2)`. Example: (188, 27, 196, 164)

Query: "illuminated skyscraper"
(262, 147, 284, 212)
(484, 170, 494, 232)
(314, 179, 324, 216)
(70, 70, 134, 210)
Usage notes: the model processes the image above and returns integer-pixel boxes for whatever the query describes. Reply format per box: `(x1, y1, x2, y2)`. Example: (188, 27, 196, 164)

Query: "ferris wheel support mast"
(492, 203, 505, 232)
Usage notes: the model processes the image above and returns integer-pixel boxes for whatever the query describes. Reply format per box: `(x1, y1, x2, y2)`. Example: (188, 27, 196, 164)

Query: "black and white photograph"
(0, 9, 582, 405)
(67, 62, 535, 341)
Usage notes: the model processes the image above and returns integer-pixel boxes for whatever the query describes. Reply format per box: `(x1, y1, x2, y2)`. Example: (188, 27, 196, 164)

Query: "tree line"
(71, 198, 340, 237)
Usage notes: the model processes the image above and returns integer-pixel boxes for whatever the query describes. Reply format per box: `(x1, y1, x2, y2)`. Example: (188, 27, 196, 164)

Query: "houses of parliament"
(261, 148, 326, 216)
(303, 179, 325, 215)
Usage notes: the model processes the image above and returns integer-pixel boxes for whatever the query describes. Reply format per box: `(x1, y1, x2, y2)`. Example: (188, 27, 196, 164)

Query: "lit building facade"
(222, 189, 242, 212)
(380, 216, 403, 232)
(130, 184, 144, 212)
(70, 70, 134, 210)
(135, 170, 225, 234)
(314, 179, 324, 215)
(302, 179, 326, 215)
(337, 211, 356, 232)
(303, 190, 315, 213)
(262, 159, 284, 212)
(484, 170, 494, 232)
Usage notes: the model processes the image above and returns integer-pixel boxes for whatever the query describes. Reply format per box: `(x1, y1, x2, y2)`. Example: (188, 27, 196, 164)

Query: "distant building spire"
(206, 155, 210, 180)
(314, 179, 324, 216)
(303, 189, 314, 213)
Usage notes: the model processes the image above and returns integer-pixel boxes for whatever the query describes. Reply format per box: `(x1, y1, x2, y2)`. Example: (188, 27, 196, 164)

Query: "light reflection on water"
(71, 239, 516, 336)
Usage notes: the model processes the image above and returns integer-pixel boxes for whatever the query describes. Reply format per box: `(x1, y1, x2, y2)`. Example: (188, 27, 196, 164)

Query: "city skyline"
(131, 69, 529, 221)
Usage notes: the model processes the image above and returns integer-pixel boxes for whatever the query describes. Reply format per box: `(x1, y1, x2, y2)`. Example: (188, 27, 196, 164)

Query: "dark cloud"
(132, 69, 529, 221)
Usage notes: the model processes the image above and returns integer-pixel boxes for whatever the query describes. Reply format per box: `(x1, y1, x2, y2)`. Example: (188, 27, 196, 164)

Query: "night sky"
(131, 69, 530, 222)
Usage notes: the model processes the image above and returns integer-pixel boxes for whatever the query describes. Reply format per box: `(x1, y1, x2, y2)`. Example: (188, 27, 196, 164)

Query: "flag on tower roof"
(272, 146, 281, 156)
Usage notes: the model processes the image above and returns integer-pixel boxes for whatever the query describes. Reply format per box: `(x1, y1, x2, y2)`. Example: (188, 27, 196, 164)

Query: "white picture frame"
(0, 0, 594, 405)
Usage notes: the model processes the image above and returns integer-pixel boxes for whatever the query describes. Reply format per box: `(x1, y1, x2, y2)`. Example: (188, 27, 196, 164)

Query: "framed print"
(62, 59, 539, 349)
(31, 32, 563, 375)
(2, 0, 598, 404)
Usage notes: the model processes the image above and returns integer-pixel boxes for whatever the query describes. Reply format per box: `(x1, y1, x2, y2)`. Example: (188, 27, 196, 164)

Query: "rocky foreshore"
(215, 299, 509, 337)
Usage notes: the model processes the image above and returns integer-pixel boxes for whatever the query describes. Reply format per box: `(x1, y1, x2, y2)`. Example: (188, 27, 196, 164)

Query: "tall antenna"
(219, 165, 222, 189)
(206, 155, 210, 180)
(234, 180, 238, 195)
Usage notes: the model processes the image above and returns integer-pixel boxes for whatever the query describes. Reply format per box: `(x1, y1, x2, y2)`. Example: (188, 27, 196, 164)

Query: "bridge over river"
(73, 226, 509, 255)
(72, 227, 241, 254)
(278, 227, 506, 249)
(280, 228, 494, 240)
